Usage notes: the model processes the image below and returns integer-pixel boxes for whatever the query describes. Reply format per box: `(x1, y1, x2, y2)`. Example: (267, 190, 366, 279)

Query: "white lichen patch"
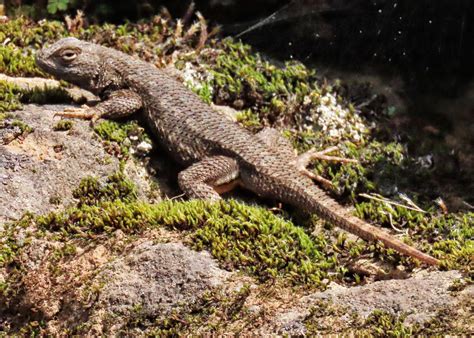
(311, 92, 368, 143)
(181, 61, 214, 94)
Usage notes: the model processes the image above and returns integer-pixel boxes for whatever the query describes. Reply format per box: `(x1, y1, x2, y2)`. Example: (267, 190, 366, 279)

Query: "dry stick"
(359, 193, 427, 213)
(399, 193, 426, 212)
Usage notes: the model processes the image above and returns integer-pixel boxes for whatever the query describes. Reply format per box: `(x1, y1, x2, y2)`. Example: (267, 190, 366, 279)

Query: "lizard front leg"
(178, 156, 240, 200)
(56, 89, 143, 124)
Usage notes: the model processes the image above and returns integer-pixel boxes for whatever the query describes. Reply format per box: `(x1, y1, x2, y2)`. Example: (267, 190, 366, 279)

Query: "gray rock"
(0, 104, 155, 224)
(306, 270, 466, 324)
(276, 269, 472, 334)
(89, 241, 230, 330)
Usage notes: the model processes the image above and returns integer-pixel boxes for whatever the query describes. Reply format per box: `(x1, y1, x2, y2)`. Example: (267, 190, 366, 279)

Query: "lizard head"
(36, 37, 104, 90)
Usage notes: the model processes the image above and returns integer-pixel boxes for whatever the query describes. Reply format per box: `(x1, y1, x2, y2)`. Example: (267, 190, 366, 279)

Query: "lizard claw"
(296, 146, 358, 168)
(299, 168, 335, 190)
(294, 145, 356, 190)
(54, 105, 103, 126)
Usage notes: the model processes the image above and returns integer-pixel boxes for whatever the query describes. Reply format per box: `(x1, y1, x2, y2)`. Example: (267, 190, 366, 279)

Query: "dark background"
(13, 0, 473, 96)
(6, 0, 474, 113)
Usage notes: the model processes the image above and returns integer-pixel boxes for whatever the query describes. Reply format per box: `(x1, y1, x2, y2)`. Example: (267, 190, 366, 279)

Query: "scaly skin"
(36, 38, 439, 266)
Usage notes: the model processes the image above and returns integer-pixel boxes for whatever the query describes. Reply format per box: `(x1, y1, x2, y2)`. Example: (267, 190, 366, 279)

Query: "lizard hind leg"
(178, 156, 240, 200)
(254, 128, 345, 189)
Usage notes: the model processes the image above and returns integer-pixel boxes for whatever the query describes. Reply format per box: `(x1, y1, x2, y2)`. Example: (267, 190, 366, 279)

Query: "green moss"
(0, 44, 43, 77)
(356, 200, 473, 270)
(0, 13, 470, 282)
(0, 80, 22, 113)
(93, 120, 135, 144)
(53, 119, 73, 131)
(0, 80, 73, 116)
(235, 109, 261, 129)
(72, 171, 138, 206)
(11, 119, 33, 134)
(203, 39, 318, 124)
(0, 112, 12, 122)
(93, 120, 150, 157)
(119, 285, 252, 336)
(35, 198, 333, 285)
(362, 310, 413, 337)
(0, 17, 66, 49)
(0, 16, 208, 80)
(20, 85, 73, 104)
(0, 171, 326, 286)
(0, 213, 35, 270)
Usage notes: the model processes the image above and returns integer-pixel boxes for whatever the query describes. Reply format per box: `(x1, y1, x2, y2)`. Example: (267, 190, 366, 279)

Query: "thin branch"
(359, 193, 427, 213)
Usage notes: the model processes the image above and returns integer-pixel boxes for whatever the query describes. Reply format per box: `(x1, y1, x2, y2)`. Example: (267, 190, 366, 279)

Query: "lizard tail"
(279, 178, 440, 266)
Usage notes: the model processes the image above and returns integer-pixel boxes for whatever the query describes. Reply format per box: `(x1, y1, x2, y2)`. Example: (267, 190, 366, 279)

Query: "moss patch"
(119, 285, 253, 336)
(37, 200, 333, 286)
(93, 120, 151, 158)
(0, 80, 22, 113)
(53, 119, 73, 131)
(0, 172, 333, 286)
(20, 85, 73, 105)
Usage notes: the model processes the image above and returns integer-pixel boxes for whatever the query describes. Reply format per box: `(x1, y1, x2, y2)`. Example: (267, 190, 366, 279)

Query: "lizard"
(35, 37, 439, 266)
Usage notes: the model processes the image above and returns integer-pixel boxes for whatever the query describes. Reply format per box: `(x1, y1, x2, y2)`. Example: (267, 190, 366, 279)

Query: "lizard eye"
(60, 49, 78, 62)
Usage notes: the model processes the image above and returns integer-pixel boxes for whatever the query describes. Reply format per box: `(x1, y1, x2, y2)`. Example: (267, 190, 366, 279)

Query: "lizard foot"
(54, 105, 103, 125)
(294, 146, 357, 189)
(296, 146, 358, 166)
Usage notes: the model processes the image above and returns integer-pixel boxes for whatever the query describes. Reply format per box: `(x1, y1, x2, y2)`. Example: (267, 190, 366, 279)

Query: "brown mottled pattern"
(36, 38, 439, 265)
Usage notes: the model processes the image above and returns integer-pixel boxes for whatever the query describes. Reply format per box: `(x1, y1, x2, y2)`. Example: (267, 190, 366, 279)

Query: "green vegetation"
(93, 120, 151, 157)
(53, 119, 73, 131)
(356, 201, 473, 270)
(0, 14, 471, 275)
(21, 85, 73, 104)
(11, 119, 33, 134)
(207, 39, 317, 123)
(0, 80, 22, 113)
(1, 173, 331, 289)
(362, 310, 413, 337)
(71, 171, 138, 206)
(47, 0, 70, 15)
(37, 176, 333, 285)
(0, 80, 73, 115)
(304, 302, 474, 336)
(122, 286, 252, 335)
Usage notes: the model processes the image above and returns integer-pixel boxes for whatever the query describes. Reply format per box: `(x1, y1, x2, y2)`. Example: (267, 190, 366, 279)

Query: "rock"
(275, 270, 473, 334)
(0, 74, 96, 101)
(82, 241, 231, 334)
(307, 270, 467, 324)
(0, 104, 156, 224)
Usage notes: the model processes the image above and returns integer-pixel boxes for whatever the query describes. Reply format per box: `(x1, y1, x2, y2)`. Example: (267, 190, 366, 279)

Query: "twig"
(462, 200, 474, 210)
(169, 193, 186, 200)
(398, 193, 426, 212)
(359, 193, 427, 213)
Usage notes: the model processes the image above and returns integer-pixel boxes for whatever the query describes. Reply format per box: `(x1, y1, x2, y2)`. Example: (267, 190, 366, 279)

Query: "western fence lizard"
(36, 38, 439, 266)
